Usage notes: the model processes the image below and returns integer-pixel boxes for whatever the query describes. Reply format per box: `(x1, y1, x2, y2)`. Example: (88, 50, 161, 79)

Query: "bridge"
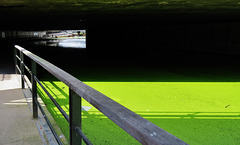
(0, 42, 188, 145)
(1, 1, 240, 144)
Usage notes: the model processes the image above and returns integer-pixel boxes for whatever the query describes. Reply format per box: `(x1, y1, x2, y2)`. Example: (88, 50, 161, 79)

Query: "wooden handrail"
(15, 45, 188, 145)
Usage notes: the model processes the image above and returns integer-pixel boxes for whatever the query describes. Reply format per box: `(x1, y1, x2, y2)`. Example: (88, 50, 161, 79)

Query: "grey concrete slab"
(0, 74, 21, 91)
(0, 63, 63, 145)
(0, 89, 43, 145)
(22, 89, 67, 145)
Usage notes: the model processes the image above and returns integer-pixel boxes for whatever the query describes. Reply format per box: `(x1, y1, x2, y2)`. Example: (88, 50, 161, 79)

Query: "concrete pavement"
(0, 89, 43, 145)
(0, 74, 21, 91)
(0, 74, 43, 144)
(0, 43, 65, 144)
(0, 67, 62, 145)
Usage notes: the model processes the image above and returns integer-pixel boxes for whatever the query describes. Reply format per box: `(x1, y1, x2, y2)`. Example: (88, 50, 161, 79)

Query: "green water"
(37, 66, 240, 145)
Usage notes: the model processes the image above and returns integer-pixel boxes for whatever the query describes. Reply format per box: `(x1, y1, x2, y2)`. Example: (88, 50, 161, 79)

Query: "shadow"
(14, 34, 240, 83)
(37, 84, 70, 138)
(49, 81, 68, 99)
(36, 76, 240, 144)
(0, 40, 15, 74)
(81, 111, 240, 119)
(147, 118, 240, 145)
(136, 111, 240, 119)
(29, 46, 240, 83)
(80, 110, 240, 145)
(1, 74, 5, 81)
(3, 98, 29, 106)
(80, 109, 141, 145)
(16, 30, 240, 144)
(38, 60, 240, 83)
(37, 82, 69, 113)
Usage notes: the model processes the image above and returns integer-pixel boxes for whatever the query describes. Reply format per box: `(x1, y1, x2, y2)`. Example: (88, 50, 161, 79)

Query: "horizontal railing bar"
(15, 45, 188, 145)
(35, 99, 63, 145)
(75, 127, 93, 145)
(16, 65, 21, 74)
(16, 53, 32, 76)
(16, 55, 21, 61)
(34, 76, 70, 123)
(16, 47, 62, 144)
(23, 62, 32, 76)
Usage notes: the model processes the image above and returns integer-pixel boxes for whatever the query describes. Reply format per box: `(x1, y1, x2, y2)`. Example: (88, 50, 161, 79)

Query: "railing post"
(20, 50, 25, 89)
(69, 89, 82, 145)
(32, 60, 38, 118)
(14, 46, 18, 74)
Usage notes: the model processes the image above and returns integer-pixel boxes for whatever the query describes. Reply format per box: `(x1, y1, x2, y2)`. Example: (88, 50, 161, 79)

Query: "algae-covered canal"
(4, 0, 240, 144)
(34, 52, 240, 145)
(19, 41, 240, 145)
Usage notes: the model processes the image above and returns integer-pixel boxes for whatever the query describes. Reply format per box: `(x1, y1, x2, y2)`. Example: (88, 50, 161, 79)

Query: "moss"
(1, 0, 240, 16)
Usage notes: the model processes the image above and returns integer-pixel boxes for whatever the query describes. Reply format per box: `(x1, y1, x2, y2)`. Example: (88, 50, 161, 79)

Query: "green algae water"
(37, 80, 240, 145)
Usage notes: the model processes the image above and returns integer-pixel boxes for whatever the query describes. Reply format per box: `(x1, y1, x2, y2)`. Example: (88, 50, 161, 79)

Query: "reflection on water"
(34, 38, 86, 48)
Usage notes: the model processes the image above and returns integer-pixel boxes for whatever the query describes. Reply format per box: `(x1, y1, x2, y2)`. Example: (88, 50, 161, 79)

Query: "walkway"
(0, 68, 60, 145)
(0, 73, 43, 144)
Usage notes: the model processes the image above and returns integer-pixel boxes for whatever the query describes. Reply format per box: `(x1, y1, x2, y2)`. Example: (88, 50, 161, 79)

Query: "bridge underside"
(1, 0, 240, 65)
(1, 2, 240, 144)
(1, 0, 240, 29)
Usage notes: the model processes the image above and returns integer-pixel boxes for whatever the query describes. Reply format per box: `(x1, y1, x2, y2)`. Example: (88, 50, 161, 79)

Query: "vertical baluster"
(20, 50, 25, 89)
(69, 89, 82, 145)
(32, 60, 38, 118)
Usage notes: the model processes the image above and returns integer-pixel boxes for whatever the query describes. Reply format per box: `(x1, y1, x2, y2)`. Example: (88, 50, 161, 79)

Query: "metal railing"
(14, 45, 188, 145)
